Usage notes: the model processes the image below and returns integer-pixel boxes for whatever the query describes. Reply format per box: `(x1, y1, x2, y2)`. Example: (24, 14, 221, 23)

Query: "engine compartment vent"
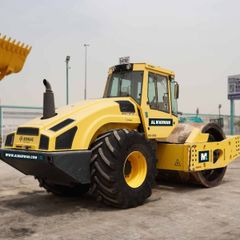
(50, 119, 75, 132)
(55, 127, 77, 150)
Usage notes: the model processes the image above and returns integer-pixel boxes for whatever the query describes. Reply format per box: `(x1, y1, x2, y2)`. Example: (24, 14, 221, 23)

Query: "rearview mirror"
(174, 83, 179, 99)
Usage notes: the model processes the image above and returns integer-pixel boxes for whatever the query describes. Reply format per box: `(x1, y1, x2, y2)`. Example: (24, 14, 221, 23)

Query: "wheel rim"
(123, 151, 147, 188)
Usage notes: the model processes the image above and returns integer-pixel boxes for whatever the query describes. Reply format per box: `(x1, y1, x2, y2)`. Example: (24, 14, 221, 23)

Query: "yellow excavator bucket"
(0, 34, 31, 81)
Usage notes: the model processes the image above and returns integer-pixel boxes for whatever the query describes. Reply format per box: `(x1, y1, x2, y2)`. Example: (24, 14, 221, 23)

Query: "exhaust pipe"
(42, 79, 57, 119)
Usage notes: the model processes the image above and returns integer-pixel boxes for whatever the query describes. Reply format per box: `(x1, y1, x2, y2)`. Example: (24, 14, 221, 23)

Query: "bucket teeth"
(0, 33, 32, 80)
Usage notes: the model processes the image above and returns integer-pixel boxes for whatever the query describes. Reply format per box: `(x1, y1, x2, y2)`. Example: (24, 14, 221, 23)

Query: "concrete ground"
(0, 160, 240, 240)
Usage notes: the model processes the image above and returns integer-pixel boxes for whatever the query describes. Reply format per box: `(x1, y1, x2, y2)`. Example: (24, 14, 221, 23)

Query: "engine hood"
(10, 97, 141, 150)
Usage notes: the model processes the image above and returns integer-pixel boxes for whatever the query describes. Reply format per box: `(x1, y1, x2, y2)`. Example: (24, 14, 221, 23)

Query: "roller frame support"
(156, 135, 240, 172)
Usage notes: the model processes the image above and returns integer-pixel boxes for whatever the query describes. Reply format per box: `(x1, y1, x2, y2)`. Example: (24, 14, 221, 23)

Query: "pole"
(230, 99, 234, 135)
(196, 108, 199, 117)
(84, 44, 89, 100)
(218, 104, 222, 119)
(65, 56, 70, 105)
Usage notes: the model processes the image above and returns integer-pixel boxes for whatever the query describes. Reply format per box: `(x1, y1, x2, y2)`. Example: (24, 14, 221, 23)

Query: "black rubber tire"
(89, 129, 156, 208)
(38, 179, 89, 197)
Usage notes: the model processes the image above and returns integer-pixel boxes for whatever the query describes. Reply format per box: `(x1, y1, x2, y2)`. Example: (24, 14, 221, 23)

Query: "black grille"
(39, 135, 49, 150)
(50, 119, 75, 132)
(5, 133, 15, 147)
(17, 127, 39, 136)
(116, 101, 135, 113)
(55, 127, 77, 150)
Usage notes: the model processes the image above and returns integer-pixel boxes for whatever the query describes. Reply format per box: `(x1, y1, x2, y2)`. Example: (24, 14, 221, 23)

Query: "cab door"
(140, 71, 178, 139)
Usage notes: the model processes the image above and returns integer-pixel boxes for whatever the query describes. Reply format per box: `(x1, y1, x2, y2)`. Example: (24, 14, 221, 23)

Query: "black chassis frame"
(0, 149, 91, 186)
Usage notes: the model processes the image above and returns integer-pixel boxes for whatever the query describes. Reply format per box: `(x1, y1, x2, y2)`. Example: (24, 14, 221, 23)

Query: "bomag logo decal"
(19, 136, 34, 142)
(149, 118, 173, 126)
(199, 151, 209, 162)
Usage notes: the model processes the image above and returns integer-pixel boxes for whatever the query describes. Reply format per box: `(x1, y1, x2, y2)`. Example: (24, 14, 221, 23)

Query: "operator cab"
(104, 63, 180, 139)
(104, 63, 179, 114)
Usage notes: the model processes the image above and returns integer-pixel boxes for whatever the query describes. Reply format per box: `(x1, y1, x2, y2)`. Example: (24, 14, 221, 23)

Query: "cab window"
(170, 81, 178, 116)
(148, 74, 157, 107)
(148, 73, 169, 112)
(106, 71, 143, 104)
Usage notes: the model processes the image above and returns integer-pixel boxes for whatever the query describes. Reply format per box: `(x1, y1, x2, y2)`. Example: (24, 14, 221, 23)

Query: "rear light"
(5, 133, 15, 147)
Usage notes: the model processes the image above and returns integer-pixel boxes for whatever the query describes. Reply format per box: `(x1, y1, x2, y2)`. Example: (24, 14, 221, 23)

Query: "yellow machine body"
(0, 34, 31, 80)
(3, 63, 240, 173)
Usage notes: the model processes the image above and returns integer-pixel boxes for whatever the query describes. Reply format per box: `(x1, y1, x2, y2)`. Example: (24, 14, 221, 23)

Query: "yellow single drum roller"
(1, 61, 240, 209)
(0, 33, 31, 80)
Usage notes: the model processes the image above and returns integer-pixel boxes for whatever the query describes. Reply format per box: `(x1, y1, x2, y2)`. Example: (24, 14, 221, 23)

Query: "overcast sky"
(1, 0, 240, 115)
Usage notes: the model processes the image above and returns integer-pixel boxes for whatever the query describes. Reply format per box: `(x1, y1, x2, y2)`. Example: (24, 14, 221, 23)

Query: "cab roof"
(109, 63, 175, 76)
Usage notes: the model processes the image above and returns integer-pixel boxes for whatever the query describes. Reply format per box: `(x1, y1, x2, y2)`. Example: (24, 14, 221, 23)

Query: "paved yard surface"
(0, 160, 240, 240)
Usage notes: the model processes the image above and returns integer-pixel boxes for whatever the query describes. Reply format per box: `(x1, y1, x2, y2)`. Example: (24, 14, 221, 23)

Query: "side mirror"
(174, 83, 179, 99)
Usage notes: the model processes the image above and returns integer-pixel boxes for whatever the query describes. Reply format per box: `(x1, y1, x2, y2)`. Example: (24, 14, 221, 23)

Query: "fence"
(0, 105, 240, 147)
(0, 105, 42, 147)
(181, 113, 240, 135)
